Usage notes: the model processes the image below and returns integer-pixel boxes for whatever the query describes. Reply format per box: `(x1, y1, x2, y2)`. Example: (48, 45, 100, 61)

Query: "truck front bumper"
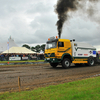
(45, 58, 61, 63)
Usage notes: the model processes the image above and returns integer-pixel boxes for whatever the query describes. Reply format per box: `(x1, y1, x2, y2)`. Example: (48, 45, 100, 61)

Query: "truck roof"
(71, 41, 96, 50)
(58, 39, 70, 42)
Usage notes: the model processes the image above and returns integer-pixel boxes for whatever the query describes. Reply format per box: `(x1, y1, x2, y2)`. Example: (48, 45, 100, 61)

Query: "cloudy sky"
(0, 0, 100, 50)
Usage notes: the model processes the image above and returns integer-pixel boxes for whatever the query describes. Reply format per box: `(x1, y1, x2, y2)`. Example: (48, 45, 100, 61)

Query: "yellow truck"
(44, 36, 97, 68)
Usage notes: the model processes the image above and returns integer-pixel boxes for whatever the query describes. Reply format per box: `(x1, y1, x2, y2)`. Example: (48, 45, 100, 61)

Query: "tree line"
(22, 44, 45, 53)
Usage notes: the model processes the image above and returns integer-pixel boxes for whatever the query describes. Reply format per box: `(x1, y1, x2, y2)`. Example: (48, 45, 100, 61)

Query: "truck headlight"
(53, 58, 55, 61)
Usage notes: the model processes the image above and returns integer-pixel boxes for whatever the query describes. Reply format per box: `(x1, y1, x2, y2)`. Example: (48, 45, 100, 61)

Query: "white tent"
(0, 36, 18, 53)
(2, 47, 36, 54)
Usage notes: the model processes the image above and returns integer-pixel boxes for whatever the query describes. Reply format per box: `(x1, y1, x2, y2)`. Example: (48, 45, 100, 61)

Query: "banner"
(22, 57, 28, 60)
(9, 57, 21, 61)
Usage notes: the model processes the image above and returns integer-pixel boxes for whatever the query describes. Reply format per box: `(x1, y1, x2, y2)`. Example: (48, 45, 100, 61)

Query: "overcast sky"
(0, 0, 100, 50)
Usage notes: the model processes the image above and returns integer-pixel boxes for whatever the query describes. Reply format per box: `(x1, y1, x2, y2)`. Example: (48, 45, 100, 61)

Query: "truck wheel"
(88, 57, 95, 66)
(50, 63, 58, 68)
(62, 58, 71, 69)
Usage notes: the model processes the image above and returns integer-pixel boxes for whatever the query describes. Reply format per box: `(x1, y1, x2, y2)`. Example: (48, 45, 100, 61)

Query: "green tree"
(22, 44, 30, 49)
(35, 45, 41, 52)
(31, 47, 35, 51)
(40, 44, 45, 52)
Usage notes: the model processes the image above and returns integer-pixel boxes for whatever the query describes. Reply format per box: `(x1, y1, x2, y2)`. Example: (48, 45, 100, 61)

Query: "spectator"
(0, 54, 1, 61)
(5, 54, 8, 61)
(16, 54, 19, 57)
(28, 54, 31, 60)
(11, 54, 14, 57)
(1, 54, 4, 61)
(23, 54, 25, 57)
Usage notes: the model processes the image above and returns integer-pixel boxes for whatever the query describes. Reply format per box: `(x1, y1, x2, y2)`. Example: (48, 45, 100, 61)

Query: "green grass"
(0, 76, 100, 100)
(0, 60, 44, 63)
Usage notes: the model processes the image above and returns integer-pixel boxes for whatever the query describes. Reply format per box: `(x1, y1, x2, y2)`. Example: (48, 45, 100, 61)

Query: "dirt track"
(0, 63, 100, 92)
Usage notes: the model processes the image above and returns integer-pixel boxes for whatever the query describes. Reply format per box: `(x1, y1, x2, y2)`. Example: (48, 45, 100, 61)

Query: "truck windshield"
(46, 41, 57, 49)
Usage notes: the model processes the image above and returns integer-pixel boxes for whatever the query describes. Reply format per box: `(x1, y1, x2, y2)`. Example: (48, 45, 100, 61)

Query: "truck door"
(58, 41, 71, 55)
(57, 42, 64, 57)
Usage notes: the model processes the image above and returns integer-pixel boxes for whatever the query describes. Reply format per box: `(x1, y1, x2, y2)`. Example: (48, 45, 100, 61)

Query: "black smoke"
(55, 0, 98, 38)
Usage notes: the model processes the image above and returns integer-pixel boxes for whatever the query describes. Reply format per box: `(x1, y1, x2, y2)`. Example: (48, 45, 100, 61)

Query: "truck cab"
(45, 36, 72, 68)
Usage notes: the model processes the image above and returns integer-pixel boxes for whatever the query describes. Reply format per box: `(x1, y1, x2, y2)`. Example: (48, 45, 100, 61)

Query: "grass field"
(0, 76, 100, 100)
(0, 60, 45, 66)
(0, 60, 44, 63)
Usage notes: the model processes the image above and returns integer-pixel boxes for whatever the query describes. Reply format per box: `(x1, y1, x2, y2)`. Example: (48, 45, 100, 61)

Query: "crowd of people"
(0, 53, 44, 61)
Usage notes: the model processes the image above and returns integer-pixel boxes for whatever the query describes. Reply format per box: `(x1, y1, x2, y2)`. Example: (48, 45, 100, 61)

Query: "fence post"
(18, 76, 21, 92)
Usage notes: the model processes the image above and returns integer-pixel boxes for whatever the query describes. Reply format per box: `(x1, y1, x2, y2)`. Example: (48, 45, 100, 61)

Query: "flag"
(7, 39, 9, 50)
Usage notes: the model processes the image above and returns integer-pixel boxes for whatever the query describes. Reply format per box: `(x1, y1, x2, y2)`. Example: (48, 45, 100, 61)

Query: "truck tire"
(62, 58, 71, 69)
(50, 63, 58, 68)
(88, 56, 95, 66)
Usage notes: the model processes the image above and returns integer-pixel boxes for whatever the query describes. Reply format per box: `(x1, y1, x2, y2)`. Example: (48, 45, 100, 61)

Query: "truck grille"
(45, 53, 55, 57)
